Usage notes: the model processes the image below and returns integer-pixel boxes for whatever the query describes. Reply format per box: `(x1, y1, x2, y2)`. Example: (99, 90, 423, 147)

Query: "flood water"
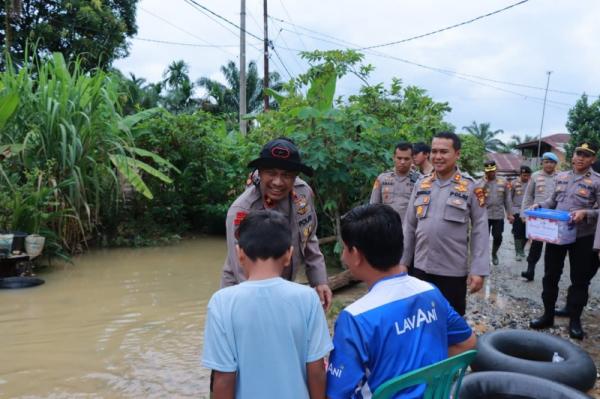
(0, 237, 225, 398)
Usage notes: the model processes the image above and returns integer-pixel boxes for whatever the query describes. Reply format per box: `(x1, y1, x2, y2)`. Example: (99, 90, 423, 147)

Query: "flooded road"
(0, 237, 225, 398)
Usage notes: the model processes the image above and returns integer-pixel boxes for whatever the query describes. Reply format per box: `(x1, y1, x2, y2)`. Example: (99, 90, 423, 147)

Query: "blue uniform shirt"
(326, 274, 472, 399)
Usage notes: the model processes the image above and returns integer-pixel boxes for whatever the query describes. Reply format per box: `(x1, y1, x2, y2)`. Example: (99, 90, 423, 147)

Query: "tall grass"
(0, 53, 176, 252)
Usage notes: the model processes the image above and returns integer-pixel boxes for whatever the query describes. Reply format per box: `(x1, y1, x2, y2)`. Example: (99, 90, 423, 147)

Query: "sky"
(113, 0, 600, 142)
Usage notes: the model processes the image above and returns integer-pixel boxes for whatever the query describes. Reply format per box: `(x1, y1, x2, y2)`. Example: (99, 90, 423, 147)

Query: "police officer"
(221, 138, 333, 310)
(370, 141, 421, 222)
(413, 142, 434, 175)
(482, 160, 514, 265)
(510, 166, 532, 261)
(520, 152, 558, 280)
(529, 142, 600, 339)
(400, 132, 490, 315)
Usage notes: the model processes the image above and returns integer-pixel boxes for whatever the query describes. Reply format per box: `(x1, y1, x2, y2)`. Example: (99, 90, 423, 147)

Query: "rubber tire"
(459, 371, 593, 399)
(472, 329, 597, 392)
(0, 276, 45, 289)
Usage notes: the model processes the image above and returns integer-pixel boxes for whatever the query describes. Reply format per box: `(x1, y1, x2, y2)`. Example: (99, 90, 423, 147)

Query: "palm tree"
(463, 121, 504, 152)
(197, 60, 283, 115)
(162, 60, 197, 113)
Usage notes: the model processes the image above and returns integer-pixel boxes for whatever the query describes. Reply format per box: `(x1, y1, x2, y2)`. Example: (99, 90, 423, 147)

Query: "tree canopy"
(565, 94, 600, 158)
(1, 0, 139, 70)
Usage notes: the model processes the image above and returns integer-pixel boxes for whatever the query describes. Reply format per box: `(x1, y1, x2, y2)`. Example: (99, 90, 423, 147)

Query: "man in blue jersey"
(327, 204, 476, 399)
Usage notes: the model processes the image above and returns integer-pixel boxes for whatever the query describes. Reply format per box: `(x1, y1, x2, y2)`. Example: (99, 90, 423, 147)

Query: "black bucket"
(10, 231, 28, 253)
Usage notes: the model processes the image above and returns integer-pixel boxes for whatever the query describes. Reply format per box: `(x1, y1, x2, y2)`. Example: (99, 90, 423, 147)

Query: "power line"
(277, 0, 309, 52)
(140, 7, 237, 56)
(271, 15, 594, 100)
(271, 33, 573, 110)
(134, 37, 238, 48)
(271, 46, 294, 80)
(359, 0, 530, 50)
(182, 0, 263, 41)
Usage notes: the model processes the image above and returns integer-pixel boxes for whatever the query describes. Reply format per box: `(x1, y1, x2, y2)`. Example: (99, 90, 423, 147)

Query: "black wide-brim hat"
(247, 138, 314, 176)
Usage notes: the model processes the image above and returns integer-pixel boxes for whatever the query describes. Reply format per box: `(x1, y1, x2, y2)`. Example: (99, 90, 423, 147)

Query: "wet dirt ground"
(329, 229, 600, 397)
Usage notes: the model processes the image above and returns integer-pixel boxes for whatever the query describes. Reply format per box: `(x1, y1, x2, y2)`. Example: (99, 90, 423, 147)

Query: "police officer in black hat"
(221, 137, 333, 310)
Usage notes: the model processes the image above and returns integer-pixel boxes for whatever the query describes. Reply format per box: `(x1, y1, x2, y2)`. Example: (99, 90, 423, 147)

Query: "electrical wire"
(359, 0, 530, 50)
(182, 0, 263, 41)
(270, 16, 594, 105)
(134, 37, 238, 48)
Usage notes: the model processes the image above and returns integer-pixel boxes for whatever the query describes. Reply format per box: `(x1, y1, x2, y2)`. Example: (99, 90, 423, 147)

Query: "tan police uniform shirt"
(221, 178, 328, 287)
(509, 178, 528, 215)
(401, 169, 490, 277)
(540, 169, 600, 238)
(369, 169, 421, 221)
(521, 170, 557, 213)
(481, 176, 512, 220)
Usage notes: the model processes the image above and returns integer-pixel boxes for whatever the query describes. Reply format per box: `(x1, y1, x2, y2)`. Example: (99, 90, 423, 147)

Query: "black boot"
(530, 310, 554, 329)
(521, 262, 535, 281)
(569, 317, 584, 340)
(492, 243, 500, 265)
(554, 305, 569, 317)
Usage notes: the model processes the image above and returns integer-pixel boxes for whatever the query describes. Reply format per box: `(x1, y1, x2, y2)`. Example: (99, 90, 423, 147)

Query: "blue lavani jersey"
(326, 273, 472, 399)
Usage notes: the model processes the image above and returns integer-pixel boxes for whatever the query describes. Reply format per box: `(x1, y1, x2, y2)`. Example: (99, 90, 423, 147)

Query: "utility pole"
(239, 0, 247, 135)
(536, 71, 552, 167)
(263, 0, 270, 111)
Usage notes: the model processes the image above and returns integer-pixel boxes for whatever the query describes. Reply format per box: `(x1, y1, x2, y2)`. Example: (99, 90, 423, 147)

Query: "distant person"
(326, 204, 476, 398)
(412, 142, 434, 175)
(203, 210, 333, 398)
(221, 137, 332, 310)
(509, 166, 532, 261)
(481, 160, 514, 265)
(529, 142, 600, 339)
(370, 141, 421, 222)
(401, 132, 489, 315)
(520, 152, 558, 280)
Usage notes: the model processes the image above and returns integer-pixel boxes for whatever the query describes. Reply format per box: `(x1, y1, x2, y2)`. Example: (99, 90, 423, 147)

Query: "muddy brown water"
(0, 238, 224, 398)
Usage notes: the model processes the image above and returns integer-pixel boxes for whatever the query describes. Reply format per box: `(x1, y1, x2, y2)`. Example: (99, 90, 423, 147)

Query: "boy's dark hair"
(395, 141, 413, 154)
(238, 210, 292, 261)
(412, 142, 430, 155)
(433, 131, 461, 151)
(341, 204, 403, 271)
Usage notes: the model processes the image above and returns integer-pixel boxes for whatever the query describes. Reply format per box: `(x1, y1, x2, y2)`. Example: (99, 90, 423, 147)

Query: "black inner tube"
(0, 276, 45, 289)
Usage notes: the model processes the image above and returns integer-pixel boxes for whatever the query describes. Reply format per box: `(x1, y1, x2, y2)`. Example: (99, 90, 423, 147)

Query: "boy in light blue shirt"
(202, 209, 333, 399)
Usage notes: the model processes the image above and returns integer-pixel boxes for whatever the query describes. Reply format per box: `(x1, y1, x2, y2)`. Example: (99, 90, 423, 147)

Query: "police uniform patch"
(416, 206, 424, 217)
(373, 179, 381, 190)
(422, 196, 430, 204)
(474, 187, 486, 207)
(452, 199, 463, 206)
(454, 184, 468, 192)
(584, 178, 593, 185)
(293, 193, 310, 215)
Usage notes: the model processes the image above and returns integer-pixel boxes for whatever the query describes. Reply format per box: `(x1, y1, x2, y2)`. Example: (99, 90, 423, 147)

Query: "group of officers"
(220, 133, 600, 341)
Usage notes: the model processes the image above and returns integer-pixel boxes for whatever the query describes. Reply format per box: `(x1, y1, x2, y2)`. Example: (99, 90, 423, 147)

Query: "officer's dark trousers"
(542, 235, 600, 316)
(511, 214, 526, 240)
(527, 240, 544, 265)
(413, 268, 467, 316)
(488, 219, 504, 248)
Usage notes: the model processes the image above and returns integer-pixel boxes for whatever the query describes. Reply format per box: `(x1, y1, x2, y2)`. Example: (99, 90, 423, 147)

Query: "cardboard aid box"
(524, 208, 576, 245)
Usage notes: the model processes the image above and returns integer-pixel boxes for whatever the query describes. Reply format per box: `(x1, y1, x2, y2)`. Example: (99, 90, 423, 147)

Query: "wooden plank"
(328, 269, 358, 291)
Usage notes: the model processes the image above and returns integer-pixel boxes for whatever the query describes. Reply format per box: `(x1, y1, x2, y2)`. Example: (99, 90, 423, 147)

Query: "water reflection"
(0, 238, 225, 398)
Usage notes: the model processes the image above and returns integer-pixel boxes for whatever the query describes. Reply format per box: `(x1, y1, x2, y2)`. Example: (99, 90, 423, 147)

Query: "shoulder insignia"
(474, 187, 486, 207)
(234, 211, 248, 226)
(453, 173, 461, 182)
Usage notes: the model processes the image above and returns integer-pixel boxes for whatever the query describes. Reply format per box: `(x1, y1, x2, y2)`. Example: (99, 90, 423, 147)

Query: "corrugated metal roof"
(486, 153, 524, 173)
(515, 133, 570, 151)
